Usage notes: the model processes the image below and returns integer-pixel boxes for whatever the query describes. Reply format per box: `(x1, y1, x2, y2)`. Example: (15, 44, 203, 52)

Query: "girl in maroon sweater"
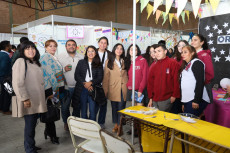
(125, 44, 148, 106)
(191, 34, 214, 103)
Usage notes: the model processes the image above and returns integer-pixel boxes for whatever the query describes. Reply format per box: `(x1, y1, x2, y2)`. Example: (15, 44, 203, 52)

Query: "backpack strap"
(24, 59, 27, 79)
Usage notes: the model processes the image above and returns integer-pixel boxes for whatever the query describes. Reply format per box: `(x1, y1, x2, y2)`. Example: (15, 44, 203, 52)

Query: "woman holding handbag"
(103, 43, 128, 135)
(40, 39, 65, 144)
(12, 41, 47, 153)
(72, 45, 103, 121)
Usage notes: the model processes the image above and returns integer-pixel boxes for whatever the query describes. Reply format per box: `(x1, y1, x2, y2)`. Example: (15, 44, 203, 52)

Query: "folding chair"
(99, 129, 141, 153)
(67, 116, 106, 153)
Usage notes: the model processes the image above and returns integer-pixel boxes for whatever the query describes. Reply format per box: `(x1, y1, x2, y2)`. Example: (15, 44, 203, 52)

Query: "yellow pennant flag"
(205, 0, 209, 3)
(185, 10, 190, 21)
(209, 0, 220, 14)
(136, 0, 139, 3)
(165, 0, 173, 16)
(146, 3, 153, 19)
(169, 13, 174, 25)
(140, 0, 150, 13)
(155, 10, 162, 24)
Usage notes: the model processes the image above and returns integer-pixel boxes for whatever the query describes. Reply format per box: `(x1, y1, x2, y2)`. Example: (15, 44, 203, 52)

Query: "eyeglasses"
(87, 51, 95, 53)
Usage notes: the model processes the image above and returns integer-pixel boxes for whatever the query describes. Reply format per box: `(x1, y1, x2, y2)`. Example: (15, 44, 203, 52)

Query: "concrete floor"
(0, 102, 141, 153)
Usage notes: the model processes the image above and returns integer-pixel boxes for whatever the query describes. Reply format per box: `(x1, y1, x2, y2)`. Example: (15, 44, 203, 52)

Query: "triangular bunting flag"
(181, 11, 186, 24)
(121, 39, 124, 43)
(137, 35, 140, 39)
(185, 10, 190, 21)
(146, 3, 153, 19)
(165, 0, 173, 16)
(153, 0, 163, 15)
(140, 0, 150, 13)
(177, 0, 188, 18)
(191, 0, 201, 18)
(169, 13, 174, 25)
(155, 10, 162, 24)
(136, 0, 139, 3)
(162, 12, 168, 26)
(209, 0, 220, 14)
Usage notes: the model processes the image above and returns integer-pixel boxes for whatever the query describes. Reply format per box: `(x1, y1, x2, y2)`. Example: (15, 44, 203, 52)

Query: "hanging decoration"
(153, 0, 163, 15)
(140, 0, 150, 13)
(165, 0, 174, 16)
(209, 0, 220, 14)
(146, 3, 153, 19)
(155, 10, 162, 24)
(191, 0, 202, 18)
(177, 0, 188, 18)
(181, 11, 186, 24)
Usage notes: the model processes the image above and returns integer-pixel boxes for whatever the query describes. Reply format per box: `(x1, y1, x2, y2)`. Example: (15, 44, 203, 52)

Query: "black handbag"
(89, 85, 107, 106)
(40, 99, 60, 123)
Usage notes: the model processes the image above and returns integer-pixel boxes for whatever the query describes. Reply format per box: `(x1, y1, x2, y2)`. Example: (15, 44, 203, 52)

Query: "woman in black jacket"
(72, 45, 103, 121)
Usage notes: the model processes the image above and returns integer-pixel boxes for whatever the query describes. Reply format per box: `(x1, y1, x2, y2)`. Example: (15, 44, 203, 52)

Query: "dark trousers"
(24, 114, 38, 153)
(61, 88, 74, 123)
(45, 122, 57, 138)
(96, 102, 107, 125)
(183, 100, 209, 117)
(111, 92, 126, 124)
(80, 88, 97, 121)
(170, 98, 183, 114)
(0, 83, 11, 112)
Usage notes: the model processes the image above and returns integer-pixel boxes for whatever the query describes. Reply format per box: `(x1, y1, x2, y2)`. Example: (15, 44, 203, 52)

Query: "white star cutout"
(208, 40, 213, 45)
(213, 24, 218, 30)
(205, 25, 210, 31)
(227, 29, 230, 34)
(217, 29, 223, 34)
(223, 22, 229, 28)
(214, 55, 221, 62)
(210, 47, 216, 52)
(208, 33, 213, 38)
(225, 55, 230, 62)
(220, 49, 225, 54)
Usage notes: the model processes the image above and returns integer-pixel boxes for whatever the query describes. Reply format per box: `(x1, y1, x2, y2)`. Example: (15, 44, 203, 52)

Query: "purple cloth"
(204, 89, 230, 128)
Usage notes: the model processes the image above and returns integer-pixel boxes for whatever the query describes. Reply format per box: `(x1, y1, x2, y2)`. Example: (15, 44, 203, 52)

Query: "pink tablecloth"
(204, 89, 230, 128)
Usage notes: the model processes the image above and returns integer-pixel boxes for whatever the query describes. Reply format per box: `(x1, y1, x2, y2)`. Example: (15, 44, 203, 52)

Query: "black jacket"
(72, 59, 103, 108)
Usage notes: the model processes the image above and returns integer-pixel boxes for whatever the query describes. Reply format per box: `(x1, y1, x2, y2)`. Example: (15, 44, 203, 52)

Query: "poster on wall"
(199, 13, 230, 84)
(67, 26, 84, 39)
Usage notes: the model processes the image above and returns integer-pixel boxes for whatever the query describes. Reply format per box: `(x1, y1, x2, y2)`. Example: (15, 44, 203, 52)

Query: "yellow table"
(119, 106, 230, 153)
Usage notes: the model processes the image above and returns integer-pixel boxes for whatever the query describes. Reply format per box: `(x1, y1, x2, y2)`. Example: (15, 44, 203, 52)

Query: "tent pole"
(131, 0, 136, 145)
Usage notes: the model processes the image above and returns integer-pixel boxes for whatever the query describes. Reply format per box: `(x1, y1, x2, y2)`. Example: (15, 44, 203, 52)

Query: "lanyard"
(87, 61, 91, 78)
(102, 51, 106, 65)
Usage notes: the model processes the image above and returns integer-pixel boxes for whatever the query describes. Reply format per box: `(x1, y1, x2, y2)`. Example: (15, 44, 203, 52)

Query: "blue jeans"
(80, 88, 97, 121)
(61, 88, 74, 124)
(111, 91, 126, 124)
(24, 114, 39, 153)
(183, 100, 209, 117)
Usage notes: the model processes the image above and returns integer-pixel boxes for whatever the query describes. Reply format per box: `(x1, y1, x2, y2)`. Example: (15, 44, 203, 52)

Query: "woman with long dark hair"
(125, 44, 148, 106)
(173, 40, 189, 65)
(40, 39, 65, 144)
(142, 44, 158, 66)
(103, 43, 128, 135)
(72, 45, 103, 121)
(12, 41, 47, 153)
(191, 34, 214, 103)
(179, 45, 210, 117)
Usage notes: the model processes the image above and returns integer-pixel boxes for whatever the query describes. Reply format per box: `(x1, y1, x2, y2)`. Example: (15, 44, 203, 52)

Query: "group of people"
(0, 34, 214, 153)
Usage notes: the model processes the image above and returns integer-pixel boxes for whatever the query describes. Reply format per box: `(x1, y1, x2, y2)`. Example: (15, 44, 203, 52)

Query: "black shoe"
(51, 137, 59, 144)
(34, 146, 41, 150)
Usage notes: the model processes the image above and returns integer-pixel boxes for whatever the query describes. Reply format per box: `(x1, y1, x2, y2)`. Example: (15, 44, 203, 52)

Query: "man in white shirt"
(58, 39, 83, 131)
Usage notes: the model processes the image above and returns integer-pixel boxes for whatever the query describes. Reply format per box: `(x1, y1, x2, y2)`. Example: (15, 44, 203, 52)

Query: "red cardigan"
(147, 57, 180, 102)
(197, 50, 214, 84)
(126, 56, 149, 93)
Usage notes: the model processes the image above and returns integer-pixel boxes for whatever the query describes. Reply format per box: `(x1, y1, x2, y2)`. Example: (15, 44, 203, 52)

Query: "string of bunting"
(139, 0, 220, 25)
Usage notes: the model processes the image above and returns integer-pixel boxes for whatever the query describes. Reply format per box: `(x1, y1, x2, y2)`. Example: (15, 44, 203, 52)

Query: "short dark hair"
(84, 45, 102, 68)
(155, 44, 167, 51)
(98, 36, 109, 46)
(158, 40, 166, 45)
(12, 45, 16, 50)
(0, 40, 10, 51)
(65, 39, 77, 47)
(20, 37, 29, 43)
(19, 41, 41, 67)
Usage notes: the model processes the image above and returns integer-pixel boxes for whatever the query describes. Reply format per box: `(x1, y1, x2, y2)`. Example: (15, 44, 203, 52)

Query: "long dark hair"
(173, 40, 189, 62)
(178, 45, 198, 78)
(193, 34, 209, 50)
(107, 43, 125, 70)
(84, 45, 102, 68)
(19, 41, 41, 67)
(124, 44, 141, 71)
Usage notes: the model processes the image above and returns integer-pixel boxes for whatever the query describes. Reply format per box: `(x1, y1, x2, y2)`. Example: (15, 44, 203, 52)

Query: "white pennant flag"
(177, 0, 188, 18)
(153, 0, 163, 15)
(191, 0, 201, 18)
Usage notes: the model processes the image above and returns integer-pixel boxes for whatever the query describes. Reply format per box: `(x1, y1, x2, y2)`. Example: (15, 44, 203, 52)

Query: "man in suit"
(0, 40, 12, 115)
